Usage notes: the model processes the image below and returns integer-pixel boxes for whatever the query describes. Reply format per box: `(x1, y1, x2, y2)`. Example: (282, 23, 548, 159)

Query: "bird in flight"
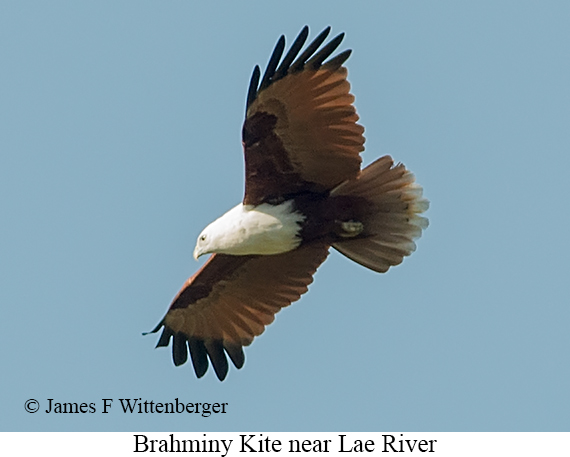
(147, 26, 429, 381)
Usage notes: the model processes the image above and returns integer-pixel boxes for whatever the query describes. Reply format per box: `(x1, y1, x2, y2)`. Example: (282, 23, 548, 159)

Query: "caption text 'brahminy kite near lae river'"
(146, 26, 429, 381)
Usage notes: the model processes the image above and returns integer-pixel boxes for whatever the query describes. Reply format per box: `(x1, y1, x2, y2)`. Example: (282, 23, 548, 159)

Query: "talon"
(339, 221, 363, 237)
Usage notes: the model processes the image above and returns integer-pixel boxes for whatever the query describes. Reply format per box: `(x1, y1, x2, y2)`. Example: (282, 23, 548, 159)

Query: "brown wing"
(242, 26, 365, 205)
(148, 243, 330, 381)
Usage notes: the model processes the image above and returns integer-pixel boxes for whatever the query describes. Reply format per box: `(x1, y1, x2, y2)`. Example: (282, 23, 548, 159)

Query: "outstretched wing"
(242, 26, 365, 205)
(148, 243, 330, 380)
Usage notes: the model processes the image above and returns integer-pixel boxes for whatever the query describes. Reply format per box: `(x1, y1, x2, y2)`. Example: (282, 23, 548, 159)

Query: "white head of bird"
(193, 201, 305, 260)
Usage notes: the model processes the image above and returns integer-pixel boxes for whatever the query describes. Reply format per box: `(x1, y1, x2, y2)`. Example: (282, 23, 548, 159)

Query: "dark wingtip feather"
(322, 49, 352, 70)
(155, 326, 173, 348)
(306, 32, 345, 69)
(172, 332, 189, 366)
(142, 318, 165, 336)
(273, 26, 309, 81)
(246, 65, 261, 111)
(188, 338, 209, 378)
(205, 340, 229, 381)
(224, 343, 245, 370)
(259, 35, 286, 91)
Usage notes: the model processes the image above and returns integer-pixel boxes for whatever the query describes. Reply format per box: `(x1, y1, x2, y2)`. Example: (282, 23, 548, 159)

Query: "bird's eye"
(200, 235, 206, 241)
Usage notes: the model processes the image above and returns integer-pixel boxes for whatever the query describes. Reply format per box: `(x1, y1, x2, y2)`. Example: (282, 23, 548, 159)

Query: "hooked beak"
(193, 246, 201, 261)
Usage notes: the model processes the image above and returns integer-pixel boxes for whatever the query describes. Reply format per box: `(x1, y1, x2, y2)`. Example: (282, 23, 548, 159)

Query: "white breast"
(201, 200, 305, 256)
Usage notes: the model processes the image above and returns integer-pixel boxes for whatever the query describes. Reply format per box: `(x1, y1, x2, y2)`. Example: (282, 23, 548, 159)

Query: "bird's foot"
(338, 220, 364, 238)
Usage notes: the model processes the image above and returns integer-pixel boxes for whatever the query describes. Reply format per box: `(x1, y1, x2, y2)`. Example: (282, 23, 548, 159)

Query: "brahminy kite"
(146, 26, 429, 380)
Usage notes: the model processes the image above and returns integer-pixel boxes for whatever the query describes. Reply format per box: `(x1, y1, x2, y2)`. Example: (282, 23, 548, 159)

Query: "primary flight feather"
(147, 26, 429, 381)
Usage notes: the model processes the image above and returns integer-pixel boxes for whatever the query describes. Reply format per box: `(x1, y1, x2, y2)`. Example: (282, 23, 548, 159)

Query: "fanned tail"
(331, 156, 429, 273)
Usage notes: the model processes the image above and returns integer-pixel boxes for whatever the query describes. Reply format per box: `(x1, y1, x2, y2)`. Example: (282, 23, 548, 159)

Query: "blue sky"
(1, 1, 569, 432)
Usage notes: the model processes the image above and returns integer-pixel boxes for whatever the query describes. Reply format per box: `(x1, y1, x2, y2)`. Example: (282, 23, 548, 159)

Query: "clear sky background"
(1, 1, 569, 432)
